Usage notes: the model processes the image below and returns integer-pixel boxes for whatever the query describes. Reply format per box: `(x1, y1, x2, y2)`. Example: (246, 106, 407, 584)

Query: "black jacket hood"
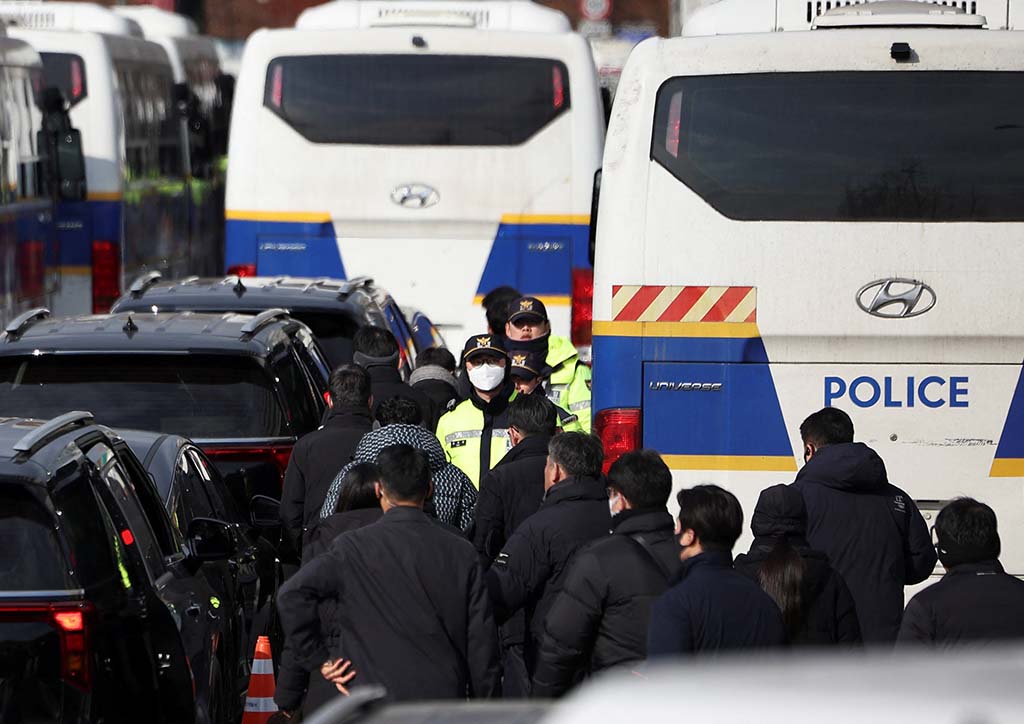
(795, 442, 888, 493)
(750, 484, 807, 540)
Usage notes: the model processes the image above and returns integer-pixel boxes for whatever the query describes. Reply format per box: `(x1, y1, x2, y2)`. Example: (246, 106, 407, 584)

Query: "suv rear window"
(0, 355, 288, 439)
(264, 54, 570, 146)
(0, 487, 72, 590)
(291, 311, 358, 368)
(40, 53, 87, 107)
(651, 71, 1024, 221)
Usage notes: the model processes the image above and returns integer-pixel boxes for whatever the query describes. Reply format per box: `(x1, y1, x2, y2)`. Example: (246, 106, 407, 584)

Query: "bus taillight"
(91, 240, 120, 313)
(227, 264, 256, 277)
(594, 408, 641, 473)
(571, 267, 593, 356)
(17, 240, 45, 300)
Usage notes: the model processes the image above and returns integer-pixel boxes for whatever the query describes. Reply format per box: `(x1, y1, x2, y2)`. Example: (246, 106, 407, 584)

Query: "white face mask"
(609, 493, 622, 516)
(468, 363, 505, 392)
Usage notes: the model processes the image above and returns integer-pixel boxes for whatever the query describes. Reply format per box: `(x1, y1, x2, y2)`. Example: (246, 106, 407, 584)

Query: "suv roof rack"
(128, 270, 163, 297)
(337, 276, 375, 299)
(12, 411, 94, 455)
(4, 307, 50, 340)
(239, 308, 291, 337)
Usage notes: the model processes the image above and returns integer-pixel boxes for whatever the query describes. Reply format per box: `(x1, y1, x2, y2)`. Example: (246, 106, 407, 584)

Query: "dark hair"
(607, 449, 672, 510)
(507, 394, 557, 438)
(375, 396, 423, 427)
(353, 325, 399, 358)
(935, 497, 1000, 568)
(799, 407, 854, 448)
(482, 286, 521, 334)
(416, 347, 456, 373)
(329, 364, 371, 407)
(757, 542, 805, 640)
(547, 432, 603, 479)
(676, 485, 743, 552)
(376, 444, 431, 503)
(335, 463, 381, 513)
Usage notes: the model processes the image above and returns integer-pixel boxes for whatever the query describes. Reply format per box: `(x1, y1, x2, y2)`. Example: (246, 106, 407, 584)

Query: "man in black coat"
(353, 325, 435, 429)
(791, 408, 936, 643)
(280, 364, 374, 554)
(277, 444, 501, 705)
(646, 485, 786, 656)
(486, 432, 610, 690)
(532, 450, 681, 697)
(410, 347, 462, 430)
(471, 393, 557, 697)
(899, 497, 1024, 646)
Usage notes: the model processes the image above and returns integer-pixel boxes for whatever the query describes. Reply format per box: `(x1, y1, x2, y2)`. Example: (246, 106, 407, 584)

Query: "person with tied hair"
(898, 497, 1024, 646)
(278, 444, 500, 706)
(352, 325, 435, 429)
(734, 484, 861, 646)
(531, 450, 682, 697)
(486, 432, 610, 691)
(646, 485, 786, 656)
(280, 364, 374, 555)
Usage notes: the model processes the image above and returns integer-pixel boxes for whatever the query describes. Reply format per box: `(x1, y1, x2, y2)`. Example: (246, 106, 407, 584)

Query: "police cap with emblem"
(461, 333, 509, 364)
(507, 296, 549, 325)
(510, 351, 546, 380)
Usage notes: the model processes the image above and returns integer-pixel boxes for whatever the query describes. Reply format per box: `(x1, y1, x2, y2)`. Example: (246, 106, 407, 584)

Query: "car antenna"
(233, 277, 247, 297)
(122, 314, 139, 338)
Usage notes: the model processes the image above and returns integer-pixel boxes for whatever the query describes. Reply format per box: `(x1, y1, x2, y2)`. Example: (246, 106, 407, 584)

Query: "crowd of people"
(269, 290, 1024, 719)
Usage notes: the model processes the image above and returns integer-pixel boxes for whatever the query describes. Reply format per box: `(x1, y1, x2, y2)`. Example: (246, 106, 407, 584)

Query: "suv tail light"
(202, 445, 293, 485)
(17, 240, 45, 300)
(571, 267, 593, 360)
(0, 602, 92, 691)
(227, 264, 256, 277)
(594, 408, 641, 474)
(91, 240, 120, 313)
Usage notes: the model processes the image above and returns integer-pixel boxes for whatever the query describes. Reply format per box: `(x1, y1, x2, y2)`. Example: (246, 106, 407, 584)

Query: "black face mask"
(504, 335, 549, 358)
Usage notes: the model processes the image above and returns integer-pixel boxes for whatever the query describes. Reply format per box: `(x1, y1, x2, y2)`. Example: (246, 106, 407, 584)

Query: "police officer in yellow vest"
(436, 334, 518, 489)
(509, 350, 583, 433)
(505, 296, 592, 433)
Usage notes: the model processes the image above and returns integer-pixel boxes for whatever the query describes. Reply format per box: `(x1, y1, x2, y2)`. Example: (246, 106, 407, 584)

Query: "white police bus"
(1, 2, 199, 315)
(225, 0, 605, 346)
(591, 1, 1024, 571)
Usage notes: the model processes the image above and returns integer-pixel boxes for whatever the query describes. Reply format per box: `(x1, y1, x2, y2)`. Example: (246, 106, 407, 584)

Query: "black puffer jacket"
(792, 443, 937, 643)
(410, 365, 461, 430)
(531, 510, 681, 697)
(734, 484, 861, 646)
(365, 363, 436, 430)
(485, 476, 611, 675)
(472, 434, 551, 569)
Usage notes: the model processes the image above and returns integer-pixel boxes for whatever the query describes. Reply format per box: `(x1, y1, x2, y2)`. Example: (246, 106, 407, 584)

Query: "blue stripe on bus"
(592, 332, 791, 460)
(54, 200, 121, 265)
(475, 221, 590, 297)
(994, 366, 1024, 461)
(225, 218, 339, 274)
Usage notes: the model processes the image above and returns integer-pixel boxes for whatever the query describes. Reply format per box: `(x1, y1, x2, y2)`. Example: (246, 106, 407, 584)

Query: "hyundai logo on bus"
(825, 376, 968, 409)
(390, 183, 440, 209)
(856, 278, 936, 319)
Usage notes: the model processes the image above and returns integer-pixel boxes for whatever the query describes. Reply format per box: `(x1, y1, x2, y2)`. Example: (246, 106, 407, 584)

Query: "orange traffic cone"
(242, 636, 278, 724)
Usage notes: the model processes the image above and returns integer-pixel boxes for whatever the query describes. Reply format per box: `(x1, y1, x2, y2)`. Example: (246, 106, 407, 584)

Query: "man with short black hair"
(411, 347, 462, 429)
(278, 444, 500, 706)
(281, 364, 374, 553)
(353, 325, 434, 428)
(899, 498, 1024, 646)
(483, 286, 521, 337)
(375, 396, 423, 427)
(532, 450, 681, 696)
(486, 432, 610, 689)
(646, 485, 786, 656)
(792, 407, 936, 643)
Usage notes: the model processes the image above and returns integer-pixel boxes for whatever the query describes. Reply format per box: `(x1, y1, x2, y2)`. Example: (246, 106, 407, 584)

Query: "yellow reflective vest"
(543, 335, 592, 433)
(436, 390, 518, 489)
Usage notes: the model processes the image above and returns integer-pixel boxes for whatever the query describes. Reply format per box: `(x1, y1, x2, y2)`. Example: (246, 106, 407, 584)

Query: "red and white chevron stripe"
(611, 285, 756, 323)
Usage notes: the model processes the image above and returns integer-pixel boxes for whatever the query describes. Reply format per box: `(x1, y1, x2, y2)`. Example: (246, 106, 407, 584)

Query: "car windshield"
(0, 355, 288, 439)
(0, 486, 72, 591)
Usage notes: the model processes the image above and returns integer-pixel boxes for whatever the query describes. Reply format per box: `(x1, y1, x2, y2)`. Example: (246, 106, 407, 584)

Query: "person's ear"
(374, 481, 383, 500)
(804, 442, 815, 461)
(679, 528, 696, 548)
(368, 394, 375, 411)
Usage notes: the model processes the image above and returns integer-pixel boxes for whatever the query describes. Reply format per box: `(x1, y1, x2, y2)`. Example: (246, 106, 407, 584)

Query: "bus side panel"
(123, 185, 190, 282)
(188, 176, 225, 277)
(224, 217, 339, 275)
(50, 198, 119, 316)
(591, 332, 643, 412)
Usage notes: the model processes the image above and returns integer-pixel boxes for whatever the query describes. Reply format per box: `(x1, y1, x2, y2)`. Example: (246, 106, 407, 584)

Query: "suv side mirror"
(187, 517, 235, 562)
(588, 169, 602, 267)
(250, 495, 281, 529)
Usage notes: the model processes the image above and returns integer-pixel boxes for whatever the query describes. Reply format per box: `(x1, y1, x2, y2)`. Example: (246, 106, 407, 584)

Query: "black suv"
(0, 413, 237, 724)
(112, 274, 446, 373)
(0, 308, 330, 502)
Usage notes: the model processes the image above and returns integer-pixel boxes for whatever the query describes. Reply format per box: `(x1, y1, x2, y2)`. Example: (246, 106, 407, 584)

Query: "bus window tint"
(263, 54, 571, 146)
(651, 72, 1024, 221)
(40, 53, 87, 107)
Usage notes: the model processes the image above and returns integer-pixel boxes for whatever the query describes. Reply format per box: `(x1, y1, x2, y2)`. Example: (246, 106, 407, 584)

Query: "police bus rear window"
(650, 71, 1024, 222)
(263, 54, 571, 146)
(40, 53, 88, 108)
